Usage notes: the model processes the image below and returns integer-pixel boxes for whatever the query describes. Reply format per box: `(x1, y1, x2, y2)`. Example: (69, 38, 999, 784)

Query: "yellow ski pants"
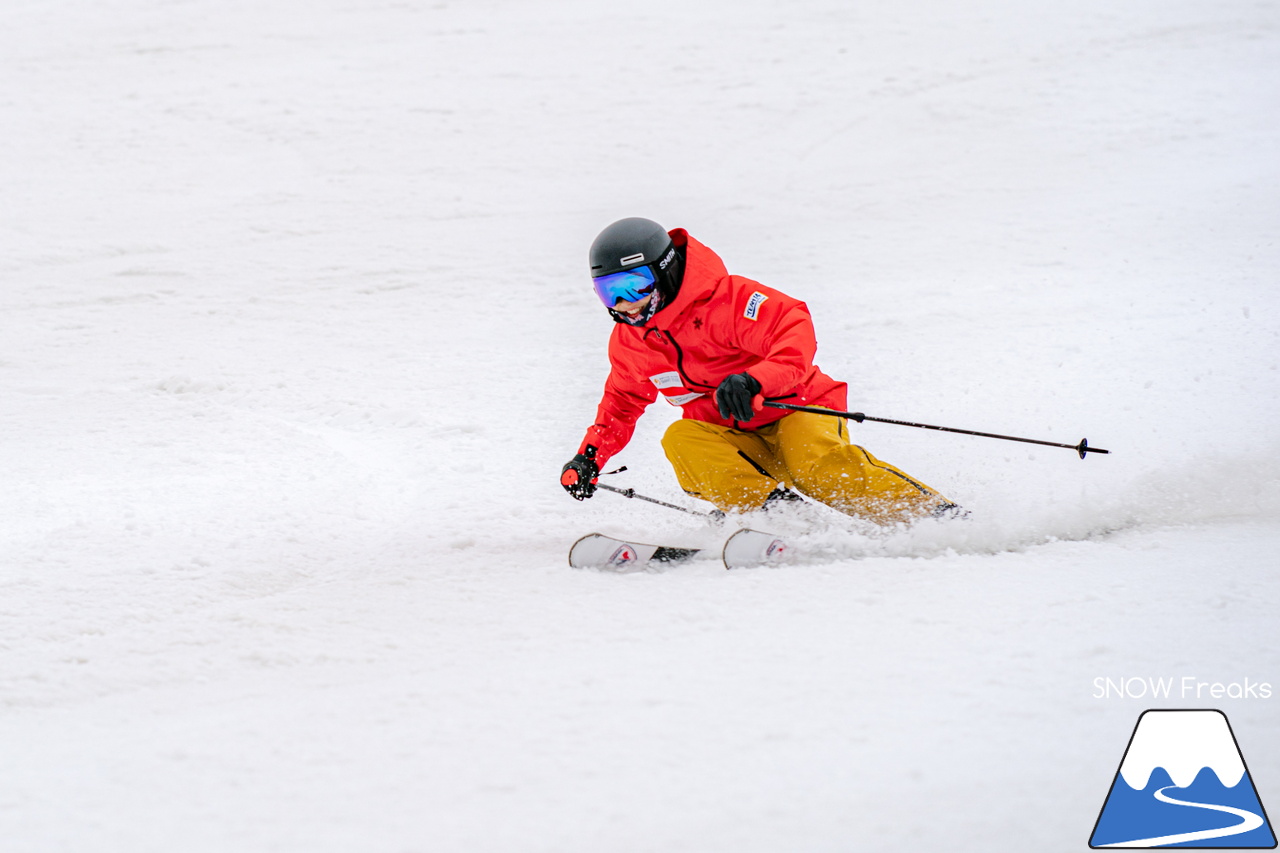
(662, 410, 950, 524)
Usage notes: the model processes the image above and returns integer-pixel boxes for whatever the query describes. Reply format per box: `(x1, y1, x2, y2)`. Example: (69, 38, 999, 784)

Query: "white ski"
(568, 533, 700, 572)
(721, 528, 790, 570)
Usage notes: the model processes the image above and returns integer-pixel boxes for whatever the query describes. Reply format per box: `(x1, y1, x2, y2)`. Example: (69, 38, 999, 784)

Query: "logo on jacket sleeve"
(744, 291, 769, 321)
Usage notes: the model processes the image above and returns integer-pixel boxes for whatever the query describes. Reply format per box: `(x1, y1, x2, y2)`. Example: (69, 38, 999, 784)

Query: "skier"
(560, 217, 957, 525)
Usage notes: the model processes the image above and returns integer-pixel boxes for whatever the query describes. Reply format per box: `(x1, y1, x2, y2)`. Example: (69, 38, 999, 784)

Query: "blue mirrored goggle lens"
(592, 266, 657, 308)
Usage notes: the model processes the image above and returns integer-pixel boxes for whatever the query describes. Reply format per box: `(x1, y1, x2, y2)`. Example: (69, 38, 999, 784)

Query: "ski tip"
(722, 528, 789, 570)
(569, 533, 700, 572)
(568, 533, 612, 569)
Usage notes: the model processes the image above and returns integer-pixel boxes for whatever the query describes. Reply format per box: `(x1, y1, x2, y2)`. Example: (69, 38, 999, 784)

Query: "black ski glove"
(560, 447, 600, 500)
(716, 372, 762, 422)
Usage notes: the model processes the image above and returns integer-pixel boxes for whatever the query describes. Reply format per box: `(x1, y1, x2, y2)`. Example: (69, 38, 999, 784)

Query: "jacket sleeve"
(729, 278, 819, 397)
(577, 336, 658, 468)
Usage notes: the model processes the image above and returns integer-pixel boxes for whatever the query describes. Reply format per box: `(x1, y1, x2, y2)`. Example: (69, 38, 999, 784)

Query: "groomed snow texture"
(2, 1, 1278, 851)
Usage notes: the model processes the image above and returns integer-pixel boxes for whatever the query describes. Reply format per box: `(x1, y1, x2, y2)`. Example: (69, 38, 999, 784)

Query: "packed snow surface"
(3, 1, 1279, 851)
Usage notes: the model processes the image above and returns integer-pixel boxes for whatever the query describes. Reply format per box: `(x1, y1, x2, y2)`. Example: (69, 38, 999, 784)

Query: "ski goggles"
(592, 265, 658, 308)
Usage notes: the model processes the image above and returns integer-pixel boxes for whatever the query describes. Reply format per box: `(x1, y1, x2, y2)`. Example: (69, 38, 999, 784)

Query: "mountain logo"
(1090, 709, 1276, 848)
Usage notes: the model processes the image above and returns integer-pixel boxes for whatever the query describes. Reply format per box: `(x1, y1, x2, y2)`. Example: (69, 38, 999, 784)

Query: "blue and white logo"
(1090, 710, 1276, 848)
(743, 291, 768, 321)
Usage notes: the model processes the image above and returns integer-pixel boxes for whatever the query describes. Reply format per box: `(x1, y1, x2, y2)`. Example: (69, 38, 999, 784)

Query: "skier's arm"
(576, 359, 657, 470)
(731, 280, 819, 397)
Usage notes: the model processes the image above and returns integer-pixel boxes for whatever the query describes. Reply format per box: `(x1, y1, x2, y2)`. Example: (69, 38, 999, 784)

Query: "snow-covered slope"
(3, 1, 1278, 851)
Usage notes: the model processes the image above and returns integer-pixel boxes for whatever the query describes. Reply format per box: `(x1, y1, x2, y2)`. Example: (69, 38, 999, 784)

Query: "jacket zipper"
(650, 329, 716, 392)
(649, 328, 800, 428)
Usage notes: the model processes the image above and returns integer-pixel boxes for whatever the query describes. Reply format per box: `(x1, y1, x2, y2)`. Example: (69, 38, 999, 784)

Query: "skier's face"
(612, 294, 652, 319)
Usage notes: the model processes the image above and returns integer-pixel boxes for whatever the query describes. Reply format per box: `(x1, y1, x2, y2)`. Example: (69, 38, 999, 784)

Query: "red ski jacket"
(578, 229, 847, 468)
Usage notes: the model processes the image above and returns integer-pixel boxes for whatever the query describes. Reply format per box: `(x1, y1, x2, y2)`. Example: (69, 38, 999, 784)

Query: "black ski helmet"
(590, 217, 672, 278)
(588, 217, 684, 317)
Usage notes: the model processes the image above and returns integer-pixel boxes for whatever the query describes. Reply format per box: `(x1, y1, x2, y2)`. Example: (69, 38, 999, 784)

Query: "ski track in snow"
(3, 1, 1279, 851)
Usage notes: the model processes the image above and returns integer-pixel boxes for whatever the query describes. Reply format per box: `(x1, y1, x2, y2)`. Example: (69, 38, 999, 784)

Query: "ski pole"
(594, 467, 724, 519)
(763, 401, 1110, 459)
(595, 482, 722, 518)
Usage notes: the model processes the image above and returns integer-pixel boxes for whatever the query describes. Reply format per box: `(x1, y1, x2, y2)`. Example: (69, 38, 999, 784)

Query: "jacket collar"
(648, 229, 727, 333)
